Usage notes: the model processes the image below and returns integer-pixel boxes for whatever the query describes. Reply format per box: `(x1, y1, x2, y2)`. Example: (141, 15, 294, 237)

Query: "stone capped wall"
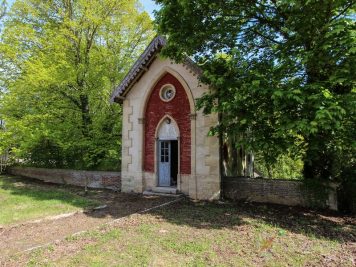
(223, 177, 338, 210)
(8, 167, 121, 191)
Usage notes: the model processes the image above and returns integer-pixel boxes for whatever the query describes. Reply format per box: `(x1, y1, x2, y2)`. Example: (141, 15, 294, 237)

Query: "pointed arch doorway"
(157, 117, 179, 187)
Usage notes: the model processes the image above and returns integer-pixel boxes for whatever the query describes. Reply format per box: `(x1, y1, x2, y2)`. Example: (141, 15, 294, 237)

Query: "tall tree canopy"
(0, 0, 154, 170)
(156, 0, 355, 182)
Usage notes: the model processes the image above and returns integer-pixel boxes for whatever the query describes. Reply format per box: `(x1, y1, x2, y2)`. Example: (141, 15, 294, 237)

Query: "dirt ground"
(2, 199, 355, 267)
(0, 176, 355, 266)
(0, 178, 175, 261)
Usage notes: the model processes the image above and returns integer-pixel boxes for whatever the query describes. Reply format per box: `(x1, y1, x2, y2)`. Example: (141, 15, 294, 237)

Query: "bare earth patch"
(1, 198, 355, 267)
(0, 176, 173, 261)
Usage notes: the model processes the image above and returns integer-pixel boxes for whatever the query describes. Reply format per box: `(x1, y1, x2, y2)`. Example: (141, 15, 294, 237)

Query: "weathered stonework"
(117, 55, 220, 200)
(223, 177, 338, 210)
(8, 167, 121, 190)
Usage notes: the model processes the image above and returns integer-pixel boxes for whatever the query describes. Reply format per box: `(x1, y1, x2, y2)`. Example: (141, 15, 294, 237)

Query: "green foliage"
(0, 1, 5, 20)
(254, 153, 303, 180)
(0, 0, 154, 170)
(22, 137, 66, 168)
(156, 1, 355, 183)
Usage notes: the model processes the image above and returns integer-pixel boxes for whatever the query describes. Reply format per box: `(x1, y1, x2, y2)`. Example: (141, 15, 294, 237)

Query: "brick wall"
(144, 73, 191, 174)
(223, 177, 338, 210)
(8, 167, 121, 191)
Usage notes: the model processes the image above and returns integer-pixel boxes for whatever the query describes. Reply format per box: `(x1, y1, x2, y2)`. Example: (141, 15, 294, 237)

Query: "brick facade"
(118, 56, 220, 199)
(144, 73, 191, 174)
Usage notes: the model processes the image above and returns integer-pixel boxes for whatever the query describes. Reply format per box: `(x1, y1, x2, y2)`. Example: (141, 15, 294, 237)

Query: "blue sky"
(140, 0, 159, 17)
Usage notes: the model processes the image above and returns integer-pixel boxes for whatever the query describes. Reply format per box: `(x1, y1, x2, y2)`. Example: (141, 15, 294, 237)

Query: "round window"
(160, 85, 176, 102)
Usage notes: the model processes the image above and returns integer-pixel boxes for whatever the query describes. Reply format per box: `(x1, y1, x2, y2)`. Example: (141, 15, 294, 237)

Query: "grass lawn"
(15, 200, 355, 267)
(0, 175, 99, 225)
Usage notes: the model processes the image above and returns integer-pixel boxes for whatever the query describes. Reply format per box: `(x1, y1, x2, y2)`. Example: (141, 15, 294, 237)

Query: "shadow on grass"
(1, 175, 355, 244)
(0, 175, 99, 210)
(147, 199, 356, 243)
(0, 175, 176, 222)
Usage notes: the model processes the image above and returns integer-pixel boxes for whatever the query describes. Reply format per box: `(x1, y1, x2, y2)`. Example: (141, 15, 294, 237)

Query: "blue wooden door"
(158, 141, 171, 186)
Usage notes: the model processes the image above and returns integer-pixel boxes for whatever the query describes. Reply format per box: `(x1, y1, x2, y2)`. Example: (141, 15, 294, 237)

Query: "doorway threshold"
(152, 186, 177, 194)
(143, 190, 182, 198)
(142, 186, 182, 197)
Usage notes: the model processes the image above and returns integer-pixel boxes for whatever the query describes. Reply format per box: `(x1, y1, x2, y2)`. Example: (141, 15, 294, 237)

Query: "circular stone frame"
(159, 84, 176, 102)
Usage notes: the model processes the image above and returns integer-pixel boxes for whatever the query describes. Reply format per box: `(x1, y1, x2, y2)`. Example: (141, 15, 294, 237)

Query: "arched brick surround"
(118, 55, 220, 199)
(144, 73, 191, 174)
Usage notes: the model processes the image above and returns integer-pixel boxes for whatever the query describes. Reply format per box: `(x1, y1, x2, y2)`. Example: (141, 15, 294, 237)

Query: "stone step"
(143, 187, 182, 197)
(143, 191, 182, 197)
(152, 187, 177, 194)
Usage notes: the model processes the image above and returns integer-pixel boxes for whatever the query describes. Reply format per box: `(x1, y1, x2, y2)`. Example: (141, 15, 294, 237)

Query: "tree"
(155, 0, 355, 182)
(0, 1, 5, 20)
(0, 0, 7, 154)
(0, 0, 154, 170)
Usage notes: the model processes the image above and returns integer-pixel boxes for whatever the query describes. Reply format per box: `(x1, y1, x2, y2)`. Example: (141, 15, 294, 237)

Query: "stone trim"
(127, 104, 134, 169)
(122, 100, 133, 172)
(159, 84, 176, 102)
(189, 113, 197, 120)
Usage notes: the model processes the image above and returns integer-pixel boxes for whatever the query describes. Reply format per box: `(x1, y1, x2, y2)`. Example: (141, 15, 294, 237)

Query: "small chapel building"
(111, 36, 220, 200)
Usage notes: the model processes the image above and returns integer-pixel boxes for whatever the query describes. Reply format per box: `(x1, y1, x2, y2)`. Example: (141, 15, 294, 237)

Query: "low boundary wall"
(8, 166, 121, 191)
(223, 177, 338, 210)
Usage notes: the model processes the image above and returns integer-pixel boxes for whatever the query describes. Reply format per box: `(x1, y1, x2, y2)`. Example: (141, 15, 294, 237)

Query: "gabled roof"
(110, 36, 166, 102)
(110, 36, 202, 103)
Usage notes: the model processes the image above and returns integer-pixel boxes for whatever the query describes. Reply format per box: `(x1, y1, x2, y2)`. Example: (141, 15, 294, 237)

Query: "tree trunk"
(80, 94, 91, 137)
